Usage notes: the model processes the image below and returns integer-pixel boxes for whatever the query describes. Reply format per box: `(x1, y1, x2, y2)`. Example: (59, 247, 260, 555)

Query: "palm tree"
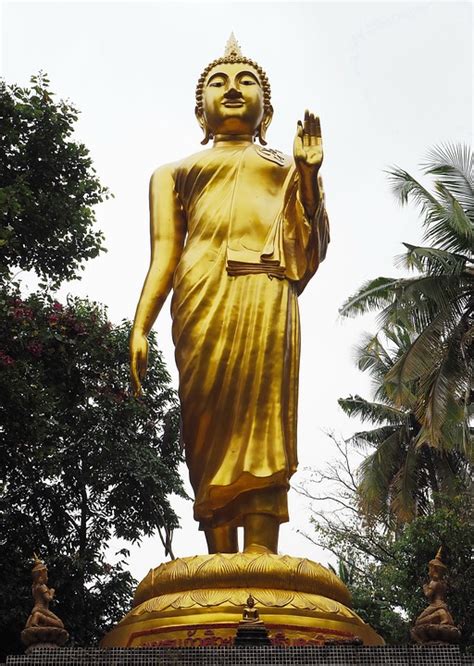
(341, 144, 473, 459)
(339, 328, 469, 525)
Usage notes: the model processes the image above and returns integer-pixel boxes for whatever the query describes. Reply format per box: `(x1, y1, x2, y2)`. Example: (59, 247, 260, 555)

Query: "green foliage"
(0, 285, 185, 657)
(339, 331, 469, 524)
(382, 498, 474, 649)
(298, 439, 473, 649)
(340, 144, 473, 456)
(0, 73, 186, 659)
(0, 73, 109, 287)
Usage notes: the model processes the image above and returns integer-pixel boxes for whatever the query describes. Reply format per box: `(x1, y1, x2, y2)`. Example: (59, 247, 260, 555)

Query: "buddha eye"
(208, 77, 226, 88)
(241, 79, 256, 86)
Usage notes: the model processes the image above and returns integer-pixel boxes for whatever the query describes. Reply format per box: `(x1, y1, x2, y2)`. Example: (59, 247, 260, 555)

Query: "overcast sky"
(1, 0, 472, 579)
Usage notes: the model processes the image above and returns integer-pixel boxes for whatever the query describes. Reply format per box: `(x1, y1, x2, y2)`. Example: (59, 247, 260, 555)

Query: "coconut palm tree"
(339, 328, 469, 525)
(341, 144, 473, 459)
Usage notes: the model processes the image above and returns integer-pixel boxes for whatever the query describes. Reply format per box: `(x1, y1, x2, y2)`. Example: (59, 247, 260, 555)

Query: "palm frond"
(386, 167, 439, 213)
(389, 443, 420, 522)
(339, 395, 408, 426)
(348, 424, 403, 450)
(357, 429, 405, 519)
(385, 302, 463, 391)
(414, 317, 471, 452)
(377, 275, 467, 333)
(354, 332, 394, 381)
(339, 277, 400, 318)
(428, 183, 474, 253)
(396, 243, 471, 276)
(423, 143, 474, 214)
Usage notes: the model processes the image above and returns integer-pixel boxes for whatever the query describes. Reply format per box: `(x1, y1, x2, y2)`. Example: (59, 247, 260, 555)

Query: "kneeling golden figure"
(103, 36, 383, 648)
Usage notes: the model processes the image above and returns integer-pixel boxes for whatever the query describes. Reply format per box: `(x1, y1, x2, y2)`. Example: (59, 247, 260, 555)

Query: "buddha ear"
(195, 106, 212, 145)
(257, 106, 273, 146)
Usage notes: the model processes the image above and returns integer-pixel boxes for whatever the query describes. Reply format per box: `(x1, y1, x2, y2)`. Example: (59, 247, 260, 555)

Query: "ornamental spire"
(224, 32, 243, 59)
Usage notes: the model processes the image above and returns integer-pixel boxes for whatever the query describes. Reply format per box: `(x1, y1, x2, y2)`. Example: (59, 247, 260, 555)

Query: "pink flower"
(12, 307, 33, 320)
(0, 351, 15, 366)
(52, 301, 63, 312)
(48, 314, 59, 326)
(26, 341, 43, 357)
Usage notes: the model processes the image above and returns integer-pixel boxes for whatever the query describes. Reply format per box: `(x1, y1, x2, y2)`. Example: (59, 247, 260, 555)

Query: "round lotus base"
(21, 626, 69, 652)
(101, 553, 383, 647)
(411, 623, 461, 645)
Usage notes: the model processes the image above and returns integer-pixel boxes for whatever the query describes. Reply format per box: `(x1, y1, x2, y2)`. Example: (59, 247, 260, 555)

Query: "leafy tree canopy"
(0, 285, 185, 658)
(0, 73, 109, 287)
(0, 74, 187, 660)
(296, 436, 473, 650)
(340, 145, 473, 456)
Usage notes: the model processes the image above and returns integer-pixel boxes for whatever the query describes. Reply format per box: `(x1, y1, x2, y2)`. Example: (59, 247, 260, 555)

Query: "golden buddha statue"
(105, 37, 384, 648)
(130, 34, 329, 556)
(241, 594, 262, 624)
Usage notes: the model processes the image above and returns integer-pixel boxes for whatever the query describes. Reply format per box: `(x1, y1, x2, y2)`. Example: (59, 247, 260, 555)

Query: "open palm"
(294, 110, 323, 170)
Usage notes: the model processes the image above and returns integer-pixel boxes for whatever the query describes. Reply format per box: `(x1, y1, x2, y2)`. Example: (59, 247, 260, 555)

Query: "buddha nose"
(224, 87, 243, 100)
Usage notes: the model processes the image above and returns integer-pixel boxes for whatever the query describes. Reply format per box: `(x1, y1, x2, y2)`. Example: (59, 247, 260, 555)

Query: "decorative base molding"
(100, 553, 383, 647)
(6, 645, 472, 665)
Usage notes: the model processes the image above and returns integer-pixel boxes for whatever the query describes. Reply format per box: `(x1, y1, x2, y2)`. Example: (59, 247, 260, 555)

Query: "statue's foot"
(243, 543, 274, 554)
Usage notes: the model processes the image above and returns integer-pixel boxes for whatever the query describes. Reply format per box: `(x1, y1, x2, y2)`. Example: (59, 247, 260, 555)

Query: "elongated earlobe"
(257, 107, 273, 146)
(200, 126, 213, 145)
(195, 107, 213, 145)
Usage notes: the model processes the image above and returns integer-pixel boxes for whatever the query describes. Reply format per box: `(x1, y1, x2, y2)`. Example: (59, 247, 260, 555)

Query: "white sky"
(1, 1, 472, 581)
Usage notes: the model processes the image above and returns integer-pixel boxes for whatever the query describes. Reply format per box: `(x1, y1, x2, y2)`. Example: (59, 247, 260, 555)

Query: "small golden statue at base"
(411, 547, 461, 645)
(242, 594, 263, 624)
(235, 594, 271, 646)
(21, 554, 69, 653)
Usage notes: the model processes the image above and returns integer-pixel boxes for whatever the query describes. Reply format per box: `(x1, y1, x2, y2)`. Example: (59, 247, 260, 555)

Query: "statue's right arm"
(130, 165, 186, 396)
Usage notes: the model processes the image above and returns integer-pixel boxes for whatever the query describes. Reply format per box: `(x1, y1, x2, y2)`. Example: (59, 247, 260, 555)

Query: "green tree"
(341, 145, 473, 456)
(339, 327, 470, 523)
(0, 73, 108, 287)
(0, 287, 185, 658)
(0, 74, 185, 659)
(296, 436, 473, 649)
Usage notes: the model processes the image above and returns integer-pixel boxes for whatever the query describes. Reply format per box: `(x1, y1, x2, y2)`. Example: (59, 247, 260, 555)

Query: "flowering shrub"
(0, 285, 184, 653)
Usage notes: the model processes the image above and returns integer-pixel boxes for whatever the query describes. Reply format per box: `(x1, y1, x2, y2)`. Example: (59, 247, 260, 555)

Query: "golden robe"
(166, 142, 329, 528)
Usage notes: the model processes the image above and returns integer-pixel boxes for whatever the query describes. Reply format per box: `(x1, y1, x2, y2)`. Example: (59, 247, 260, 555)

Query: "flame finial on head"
(32, 552, 47, 573)
(224, 32, 243, 59)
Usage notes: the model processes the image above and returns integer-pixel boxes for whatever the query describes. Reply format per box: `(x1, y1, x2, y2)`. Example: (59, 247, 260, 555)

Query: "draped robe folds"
(165, 142, 329, 528)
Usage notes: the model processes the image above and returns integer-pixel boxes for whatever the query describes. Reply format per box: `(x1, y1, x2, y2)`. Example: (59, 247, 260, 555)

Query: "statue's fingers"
(138, 355, 147, 381)
(309, 114, 317, 145)
(294, 123, 304, 156)
(304, 109, 310, 136)
(294, 140, 304, 161)
(130, 361, 142, 397)
(314, 115, 322, 138)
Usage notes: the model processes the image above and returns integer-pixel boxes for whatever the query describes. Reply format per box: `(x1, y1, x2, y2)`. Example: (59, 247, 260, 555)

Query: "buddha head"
(195, 34, 273, 145)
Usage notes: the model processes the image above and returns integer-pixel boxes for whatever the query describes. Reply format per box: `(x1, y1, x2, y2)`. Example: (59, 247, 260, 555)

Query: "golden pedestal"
(102, 553, 383, 647)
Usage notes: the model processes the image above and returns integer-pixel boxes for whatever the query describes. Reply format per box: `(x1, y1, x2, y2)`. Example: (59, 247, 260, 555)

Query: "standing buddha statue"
(103, 36, 384, 649)
(130, 34, 329, 555)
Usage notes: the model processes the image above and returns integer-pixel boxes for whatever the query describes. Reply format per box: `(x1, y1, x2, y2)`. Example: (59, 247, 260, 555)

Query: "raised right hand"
(130, 329, 149, 397)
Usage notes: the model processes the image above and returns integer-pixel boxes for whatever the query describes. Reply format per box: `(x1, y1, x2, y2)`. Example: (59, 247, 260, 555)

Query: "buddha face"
(199, 63, 267, 138)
